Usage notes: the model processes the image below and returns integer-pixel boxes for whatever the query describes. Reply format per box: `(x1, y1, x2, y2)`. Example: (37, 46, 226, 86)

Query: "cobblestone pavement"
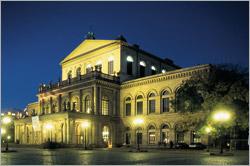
(1, 147, 249, 165)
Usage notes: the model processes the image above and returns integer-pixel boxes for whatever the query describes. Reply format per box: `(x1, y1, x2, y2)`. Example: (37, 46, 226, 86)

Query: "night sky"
(2, 1, 249, 111)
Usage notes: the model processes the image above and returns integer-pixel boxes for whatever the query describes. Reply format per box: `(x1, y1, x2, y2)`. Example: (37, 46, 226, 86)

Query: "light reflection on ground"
(1, 148, 249, 165)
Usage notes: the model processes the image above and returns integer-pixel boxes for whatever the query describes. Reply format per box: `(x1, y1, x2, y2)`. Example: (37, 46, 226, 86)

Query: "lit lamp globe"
(1, 128, 6, 135)
(212, 110, 231, 122)
(133, 118, 144, 126)
(2, 117, 11, 124)
(44, 123, 53, 130)
(81, 121, 90, 129)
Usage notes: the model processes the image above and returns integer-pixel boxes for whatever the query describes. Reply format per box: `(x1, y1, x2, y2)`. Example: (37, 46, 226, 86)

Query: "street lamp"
(81, 121, 90, 150)
(1, 128, 6, 135)
(133, 118, 144, 151)
(212, 110, 231, 154)
(2, 117, 11, 124)
(44, 123, 53, 142)
(205, 126, 212, 152)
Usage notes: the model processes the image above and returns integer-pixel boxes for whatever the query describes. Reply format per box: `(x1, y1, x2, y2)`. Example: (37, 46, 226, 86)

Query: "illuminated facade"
(14, 34, 211, 147)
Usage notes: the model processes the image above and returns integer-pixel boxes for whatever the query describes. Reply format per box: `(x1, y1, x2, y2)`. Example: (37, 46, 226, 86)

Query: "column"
(67, 119, 70, 144)
(169, 94, 175, 112)
(92, 86, 96, 115)
(155, 95, 161, 114)
(49, 97, 53, 113)
(143, 98, 147, 115)
(113, 90, 116, 116)
(58, 95, 62, 112)
(79, 90, 83, 112)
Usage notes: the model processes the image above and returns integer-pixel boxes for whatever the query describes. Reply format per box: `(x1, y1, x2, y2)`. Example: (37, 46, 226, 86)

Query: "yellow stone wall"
(61, 40, 121, 80)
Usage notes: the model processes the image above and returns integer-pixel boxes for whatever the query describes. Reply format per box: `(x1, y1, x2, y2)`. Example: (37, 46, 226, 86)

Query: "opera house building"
(14, 33, 211, 148)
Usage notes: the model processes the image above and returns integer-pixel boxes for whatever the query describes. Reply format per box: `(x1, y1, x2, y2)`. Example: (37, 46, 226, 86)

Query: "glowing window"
(139, 61, 146, 67)
(126, 56, 134, 62)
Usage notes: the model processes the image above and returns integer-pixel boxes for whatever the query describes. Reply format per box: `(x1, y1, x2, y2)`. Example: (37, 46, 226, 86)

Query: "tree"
(175, 64, 249, 152)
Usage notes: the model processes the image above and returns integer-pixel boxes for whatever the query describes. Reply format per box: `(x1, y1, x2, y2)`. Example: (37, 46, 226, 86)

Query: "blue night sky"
(2, 1, 249, 111)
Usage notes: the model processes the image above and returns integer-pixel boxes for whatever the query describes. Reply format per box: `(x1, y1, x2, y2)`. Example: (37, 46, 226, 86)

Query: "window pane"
(125, 103, 131, 116)
(102, 98, 109, 115)
(149, 100, 155, 113)
(162, 98, 169, 112)
(151, 70, 156, 75)
(137, 102, 143, 115)
(125, 133, 131, 144)
(127, 61, 132, 75)
(149, 132, 156, 144)
(108, 61, 114, 75)
(140, 66, 145, 77)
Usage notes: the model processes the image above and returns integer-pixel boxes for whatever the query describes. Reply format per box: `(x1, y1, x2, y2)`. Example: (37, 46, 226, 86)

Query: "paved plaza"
(1, 147, 249, 165)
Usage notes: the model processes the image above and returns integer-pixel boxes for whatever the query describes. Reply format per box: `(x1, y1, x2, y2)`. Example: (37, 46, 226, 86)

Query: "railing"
(39, 71, 120, 93)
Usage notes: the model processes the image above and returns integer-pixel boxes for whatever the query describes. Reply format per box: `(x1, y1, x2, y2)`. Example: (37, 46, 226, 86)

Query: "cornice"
(121, 64, 211, 89)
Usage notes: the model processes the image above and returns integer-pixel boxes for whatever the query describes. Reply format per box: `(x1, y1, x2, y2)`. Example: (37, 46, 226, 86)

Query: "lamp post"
(81, 121, 90, 150)
(212, 110, 231, 154)
(2, 116, 12, 151)
(205, 126, 212, 152)
(133, 118, 144, 151)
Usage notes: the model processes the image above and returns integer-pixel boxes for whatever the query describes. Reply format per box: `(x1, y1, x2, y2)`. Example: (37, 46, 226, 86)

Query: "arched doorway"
(102, 126, 110, 147)
(161, 124, 170, 144)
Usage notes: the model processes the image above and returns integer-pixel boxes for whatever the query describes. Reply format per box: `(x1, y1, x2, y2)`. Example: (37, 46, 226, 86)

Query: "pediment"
(61, 39, 118, 64)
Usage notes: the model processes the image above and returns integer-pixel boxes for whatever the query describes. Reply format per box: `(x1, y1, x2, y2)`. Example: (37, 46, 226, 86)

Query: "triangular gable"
(61, 39, 118, 64)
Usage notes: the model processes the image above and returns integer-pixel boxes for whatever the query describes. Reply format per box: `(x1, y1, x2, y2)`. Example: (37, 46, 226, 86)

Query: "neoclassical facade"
(14, 34, 211, 147)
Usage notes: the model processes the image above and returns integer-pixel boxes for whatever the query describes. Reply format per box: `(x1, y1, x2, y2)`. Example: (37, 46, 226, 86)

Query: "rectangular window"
(108, 61, 114, 75)
(140, 66, 145, 77)
(149, 100, 155, 113)
(162, 98, 169, 112)
(151, 70, 156, 75)
(125, 103, 131, 116)
(127, 62, 133, 75)
(102, 100, 109, 115)
(137, 102, 143, 115)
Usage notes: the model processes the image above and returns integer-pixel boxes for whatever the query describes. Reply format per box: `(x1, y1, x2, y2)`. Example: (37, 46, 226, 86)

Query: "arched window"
(139, 61, 146, 77)
(67, 70, 72, 79)
(125, 127, 131, 145)
(45, 102, 50, 114)
(161, 90, 170, 113)
(148, 125, 156, 144)
(76, 67, 81, 77)
(51, 101, 58, 113)
(84, 95, 91, 113)
(86, 64, 92, 73)
(136, 95, 143, 115)
(175, 124, 185, 143)
(161, 124, 170, 143)
(71, 96, 79, 112)
(125, 97, 131, 116)
(96, 61, 102, 72)
(126, 56, 133, 75)
(148, 93, 156, 114)
(108, 57, 114, 75)
(101, 96, 109, 115)
(136, 127, 143, 145)
(151, 66, 156, 75)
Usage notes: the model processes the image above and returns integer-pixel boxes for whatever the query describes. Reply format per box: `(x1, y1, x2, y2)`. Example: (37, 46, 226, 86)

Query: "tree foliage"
(175, 64, 249, 130)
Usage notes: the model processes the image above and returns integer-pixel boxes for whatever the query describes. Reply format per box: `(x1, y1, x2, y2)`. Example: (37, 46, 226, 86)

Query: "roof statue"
(85, 32, 95, 39)
(115, 35, 127, 42)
